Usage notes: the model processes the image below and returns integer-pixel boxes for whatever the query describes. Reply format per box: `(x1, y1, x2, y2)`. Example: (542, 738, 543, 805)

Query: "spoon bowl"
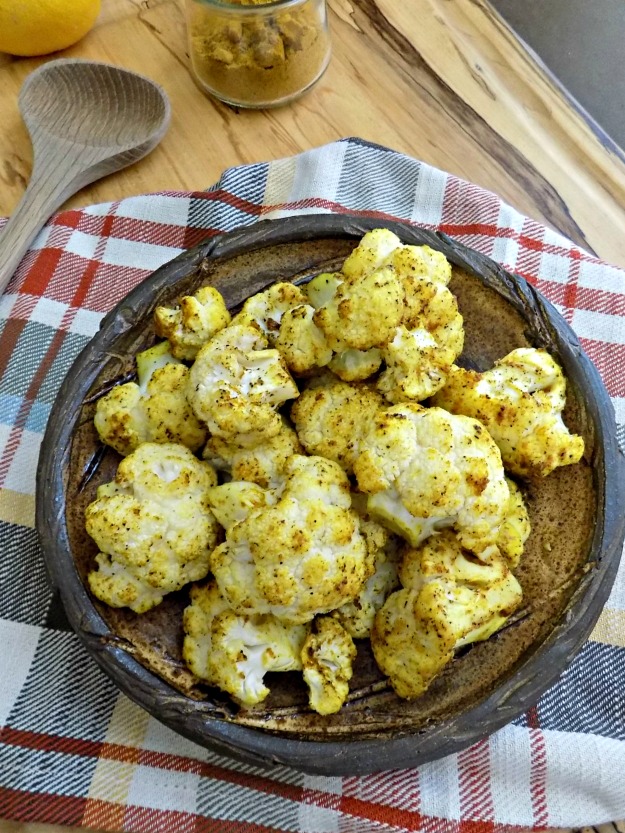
(20, 58, 170, 149)
(0, 59, 171, 293)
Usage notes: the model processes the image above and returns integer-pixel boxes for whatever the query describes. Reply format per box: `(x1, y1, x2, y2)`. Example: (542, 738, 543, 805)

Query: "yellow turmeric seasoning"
(187, 0, 331, 108)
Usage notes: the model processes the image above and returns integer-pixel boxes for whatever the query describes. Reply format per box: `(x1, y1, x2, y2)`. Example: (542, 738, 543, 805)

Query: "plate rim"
(36, 213, 625, 775)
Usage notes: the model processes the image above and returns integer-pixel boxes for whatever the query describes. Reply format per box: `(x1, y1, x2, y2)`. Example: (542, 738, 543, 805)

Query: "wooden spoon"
(0, 58, 171, 294)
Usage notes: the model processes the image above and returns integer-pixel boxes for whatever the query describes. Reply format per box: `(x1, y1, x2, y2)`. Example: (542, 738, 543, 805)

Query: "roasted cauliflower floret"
(291, 374, 385, 474)
(340, 228, 405, 280)
(333, 517, 401, 638)
(86, 443, 221, 613)
(431, 348, 585, 477)
(497, 478, 531, 568)
(377, 285, 464, 403)
(354, 404, 510, 554)
(327, 347, 383, 382)
(304, 229, 460, 393)
(183, 582, 307, 707)
(209, 455, 369, 624)
(187, 322, 299, 443)
(205, 481, 276, 531)
(306, 271, 343, 309)
(342, 228, 451, 286)
(204, 416, 302, 490)
(301, 617, 357, 715)
(390, 242, 452, 287)
(307, 235, 405, 354)
(232, 282, 307, 344)
(313, 265, 405, 352)
(275, 304, 333, 374)
(94, 341, 207, 457)
(376, 238, 463, 402)
(299, 230, 457, 384)
(154, 286, 231, 360)
(234, 282, 333, 375)
(371, 531, 522, 698)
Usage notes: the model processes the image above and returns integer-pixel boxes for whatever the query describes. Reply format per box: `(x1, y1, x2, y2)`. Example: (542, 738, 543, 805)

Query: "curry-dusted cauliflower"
(275, 303, 334, 374)
(372, 531, 523, 698)
(232, 282, 308, 343)
(312, 265, 405, 353)
(304, 272, 383, 380)
(389, 240, 452, 287)
(291, 374, 385, 474)
(301, 616, 357, 715)
(204, 416, 303, 490)
(308, 229, 410, 353)
(304, 228, 462, 397)
(341, 228, 451, 287)
(232, 281, 333, 375)
(154, 286, 231, 360)
(377, 233, 463, 403)
(353, 404, 510, 554)
(333, 516, 402, 638)
(497, 478, 531, 569)
(183, 582, 308, 707)
(431, 348, 585, 477)
(377, 295, 464, 403)
(204, 481, 276, 531)
(86, 443, 221, 613)
(209, 455, 369, 624)
(187, 322, 299, 443)
(327, 348, 383, 382)
(94, 341, 207, 457)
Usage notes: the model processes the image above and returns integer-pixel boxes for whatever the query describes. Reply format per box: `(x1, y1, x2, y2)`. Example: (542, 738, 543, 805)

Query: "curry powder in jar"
(186, 0, 331, 108)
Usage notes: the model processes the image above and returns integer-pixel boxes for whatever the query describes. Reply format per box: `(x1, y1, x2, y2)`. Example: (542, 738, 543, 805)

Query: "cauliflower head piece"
(431, 348, 585, 477)
(204, 481, 276, 531)
(340, 228, 451, 287)
(187, 322, 299, 443)
(86, 443, 221, 613)
(333, 515, 402, 638)
(232, 282, 308, 343)
(291, 373, 385, 474)
(301, 616, 357, 715)
(304, 229, 461, 395)
(154, 286, 231, 360)
(94, 341, 207, 457)
(183, 582, 307, 707)
(327, 347, 383, 382)
(233, 282, 333, 375)
(209, 455, 369, 624)
(371, 234, 462, 403)
(204, 416, 302, 490)
(313, 265, 405, 353)
(371, 531, 522, 698)
(275, 303, 334, 375)
(377, 280, 464, 404)
(307, 231, 406, 354)
(497, 478, 531, 569)
(354, 404, 510, 554)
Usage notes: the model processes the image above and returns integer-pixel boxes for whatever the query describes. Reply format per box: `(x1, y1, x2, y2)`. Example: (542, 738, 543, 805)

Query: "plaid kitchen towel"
(1, 137, 624, 833)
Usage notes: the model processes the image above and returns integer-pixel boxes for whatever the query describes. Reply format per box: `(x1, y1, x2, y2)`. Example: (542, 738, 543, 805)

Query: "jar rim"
(190, 0, 313, 12)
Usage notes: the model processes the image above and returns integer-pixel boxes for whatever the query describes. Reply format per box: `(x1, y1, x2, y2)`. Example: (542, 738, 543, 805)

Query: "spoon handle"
(0, 154, 80, 295)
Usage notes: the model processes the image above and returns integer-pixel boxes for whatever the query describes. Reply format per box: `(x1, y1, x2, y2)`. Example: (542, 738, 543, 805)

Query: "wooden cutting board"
(1, 0, 625, 267)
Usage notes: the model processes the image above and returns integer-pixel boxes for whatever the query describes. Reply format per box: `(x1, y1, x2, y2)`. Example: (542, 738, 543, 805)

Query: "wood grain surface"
(1, 0, 625, 266)
(1, 0, 624, 830)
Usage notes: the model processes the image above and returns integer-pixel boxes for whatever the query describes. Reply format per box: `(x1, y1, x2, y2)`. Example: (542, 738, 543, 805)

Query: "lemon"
(0, 0, 101, 57)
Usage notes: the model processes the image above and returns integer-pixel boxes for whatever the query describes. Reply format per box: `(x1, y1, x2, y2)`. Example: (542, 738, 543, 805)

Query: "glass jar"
(186, 0, 331, 109)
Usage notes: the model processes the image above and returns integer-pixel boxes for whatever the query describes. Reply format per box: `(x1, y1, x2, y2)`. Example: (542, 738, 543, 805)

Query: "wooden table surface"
(1, 1, 624, 832)
(2, 0, 625, 266)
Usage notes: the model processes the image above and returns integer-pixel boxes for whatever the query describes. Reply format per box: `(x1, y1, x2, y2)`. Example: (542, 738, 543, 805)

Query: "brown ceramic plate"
(36, 214, 625, 775)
